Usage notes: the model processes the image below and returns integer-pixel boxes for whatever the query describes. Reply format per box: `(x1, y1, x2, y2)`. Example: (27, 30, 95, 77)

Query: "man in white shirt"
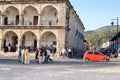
(46, 48, 53, 62)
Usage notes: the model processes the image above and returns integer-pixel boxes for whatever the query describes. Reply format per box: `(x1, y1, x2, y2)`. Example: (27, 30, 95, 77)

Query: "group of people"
(4, 43, 17, 52)
(18, 47, 30, 64)
(17, 45, 73, 64)
(61, 48, 73, 59)
(18, 46, 54, 64)
(35, 47, 53, 64)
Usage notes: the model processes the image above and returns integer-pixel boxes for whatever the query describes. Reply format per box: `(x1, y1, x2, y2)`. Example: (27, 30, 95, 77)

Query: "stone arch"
(2, 31, 18, 52)
(41, 5, 58, 13)
(3, 6, 20, 25)
(41, 31, 57, 48)
(21, 31, 37, 49)
(23, 5, 39, 14)
(22, 5, 39, 25)
(3, 5, 20, 13)
(41, 5, 58, 25)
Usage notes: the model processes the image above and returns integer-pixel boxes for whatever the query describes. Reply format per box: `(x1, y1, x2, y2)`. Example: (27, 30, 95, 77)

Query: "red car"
(83, 50, 110, 62)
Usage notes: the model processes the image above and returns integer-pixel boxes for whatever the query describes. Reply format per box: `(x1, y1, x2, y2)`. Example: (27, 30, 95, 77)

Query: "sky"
(70, 0, 120, 31)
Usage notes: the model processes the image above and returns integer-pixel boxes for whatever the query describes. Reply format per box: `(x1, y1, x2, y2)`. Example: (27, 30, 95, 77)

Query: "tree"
(85, 27, 120, 49)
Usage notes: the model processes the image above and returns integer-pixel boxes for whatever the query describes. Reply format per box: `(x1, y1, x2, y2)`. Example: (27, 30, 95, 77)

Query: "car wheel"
(103, 58, 107, 62)
(85, 58, 89, 62)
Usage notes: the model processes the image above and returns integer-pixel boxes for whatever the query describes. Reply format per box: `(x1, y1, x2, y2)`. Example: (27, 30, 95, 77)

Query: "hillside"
(85, 25, 120, 49)
(85, 25, 118, 34)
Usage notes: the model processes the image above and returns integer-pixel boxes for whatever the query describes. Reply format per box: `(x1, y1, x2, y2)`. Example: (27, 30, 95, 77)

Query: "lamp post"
(111, 17, 119, 56)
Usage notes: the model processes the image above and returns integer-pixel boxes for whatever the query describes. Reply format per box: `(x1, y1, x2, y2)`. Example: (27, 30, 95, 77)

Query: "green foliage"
(85, 28, 119, 49)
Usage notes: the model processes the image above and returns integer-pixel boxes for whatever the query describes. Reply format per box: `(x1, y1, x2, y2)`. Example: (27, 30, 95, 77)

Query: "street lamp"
(111, 17, 119, 56)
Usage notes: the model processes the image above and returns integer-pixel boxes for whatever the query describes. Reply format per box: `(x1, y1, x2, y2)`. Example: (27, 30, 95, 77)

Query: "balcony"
(4, 19, 15, 25)
(0, 25, 64, 30)
(41, 20, 58, 26)
(23, 20, 33, 26)
(2, 19, 58, 26)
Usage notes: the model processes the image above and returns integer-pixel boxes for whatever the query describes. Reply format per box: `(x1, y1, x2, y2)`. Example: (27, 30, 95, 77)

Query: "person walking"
(21, 47, 25, 64)
(68, 48, 72, 59)
(35, 48, 39, 63)
(43, 48, 48, 63)
(46, 48, 53, 62)
(24, 47, 30, 64)
(18, 47, 22, 62)
(62, 48, 67, 58)
(38, 48, 43, 63)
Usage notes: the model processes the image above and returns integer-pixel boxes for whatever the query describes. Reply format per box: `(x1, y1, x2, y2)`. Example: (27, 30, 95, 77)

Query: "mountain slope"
(85, 25, 118, 34)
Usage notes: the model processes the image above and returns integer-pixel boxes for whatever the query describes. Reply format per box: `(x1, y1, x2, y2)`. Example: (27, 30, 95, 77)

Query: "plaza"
(0, 55, 120, 80)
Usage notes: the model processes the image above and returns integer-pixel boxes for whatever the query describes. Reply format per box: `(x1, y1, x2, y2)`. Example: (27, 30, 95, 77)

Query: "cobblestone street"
(1, 55, 120, 80)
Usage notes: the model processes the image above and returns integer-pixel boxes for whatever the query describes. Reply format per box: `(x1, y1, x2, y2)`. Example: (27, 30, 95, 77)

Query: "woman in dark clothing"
(68, 48, 72, 59)
(35, 49, 39, 63)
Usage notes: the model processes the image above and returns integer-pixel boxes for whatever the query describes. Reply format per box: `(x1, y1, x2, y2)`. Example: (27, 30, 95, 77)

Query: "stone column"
(55, 30, 65, 58)
(0, 30, 3, 51)
(16, 29, 22, 52)
(56, 39, 60, 57)
(0, 39, 2, 51)
(16, 39, 21, 53)
(0, 16, 1, 25)
(19, 14, 23, 25)
(38, 14, 41, 26)
(37, 39, 40, 49)
(18, 39, 21, 50)
(0, 15, 4, 25)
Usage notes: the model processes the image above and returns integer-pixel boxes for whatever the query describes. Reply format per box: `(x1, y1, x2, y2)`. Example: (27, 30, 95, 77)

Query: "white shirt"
(46, 49, 51, 56)
(62, 49, 66, 54)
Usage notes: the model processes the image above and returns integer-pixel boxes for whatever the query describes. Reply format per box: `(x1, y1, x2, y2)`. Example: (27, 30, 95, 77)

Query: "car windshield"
(87, 52, 93, 54)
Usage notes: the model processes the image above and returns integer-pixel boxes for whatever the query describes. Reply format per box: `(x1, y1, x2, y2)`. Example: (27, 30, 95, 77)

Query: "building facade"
(110, 32, 120, 56)
(0, 0, 85, 56)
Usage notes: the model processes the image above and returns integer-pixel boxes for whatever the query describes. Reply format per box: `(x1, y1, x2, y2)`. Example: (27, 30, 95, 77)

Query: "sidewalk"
(1, 51, 120, 62)
(110, 57, 120, 62)
(0, 51, 35, 60)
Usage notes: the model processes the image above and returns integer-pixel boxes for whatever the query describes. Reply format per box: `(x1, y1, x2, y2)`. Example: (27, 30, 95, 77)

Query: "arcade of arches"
(1, 31, 57, 53)
(0, 5, 58, 26)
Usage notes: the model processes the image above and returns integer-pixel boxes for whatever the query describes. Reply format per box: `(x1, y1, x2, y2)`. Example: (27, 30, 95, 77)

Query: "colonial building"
(110, 32, 120, 55)
(0, 0, 85, 56)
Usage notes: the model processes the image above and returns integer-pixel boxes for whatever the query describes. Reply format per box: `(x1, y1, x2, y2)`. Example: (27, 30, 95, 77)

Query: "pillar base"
(0, 50, 4, 55)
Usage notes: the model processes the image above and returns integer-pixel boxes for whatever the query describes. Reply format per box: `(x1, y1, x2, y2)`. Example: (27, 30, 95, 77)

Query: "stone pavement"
(1, 54, 120, 80)
(1, 51, 120, 63)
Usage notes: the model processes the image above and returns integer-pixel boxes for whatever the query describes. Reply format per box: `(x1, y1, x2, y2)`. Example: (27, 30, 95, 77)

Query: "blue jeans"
(44, 56, 48, 63)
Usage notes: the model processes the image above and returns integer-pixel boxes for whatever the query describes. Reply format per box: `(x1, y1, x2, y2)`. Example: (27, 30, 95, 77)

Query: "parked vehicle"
(83, 50, 110, 62)
(99, 48, 111, 57)
(99, 48, 118, 58)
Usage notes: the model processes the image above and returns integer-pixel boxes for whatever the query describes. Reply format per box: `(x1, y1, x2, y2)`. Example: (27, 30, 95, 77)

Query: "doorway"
(16, 15, 19, 25)
(34, 40, 37, 48)
(3, 40, 6, 48)
(12, 36, 18, 47)
(4, 17, 8, 25)
(33, 16, 38, 25)
(22, 35, 25, 48)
